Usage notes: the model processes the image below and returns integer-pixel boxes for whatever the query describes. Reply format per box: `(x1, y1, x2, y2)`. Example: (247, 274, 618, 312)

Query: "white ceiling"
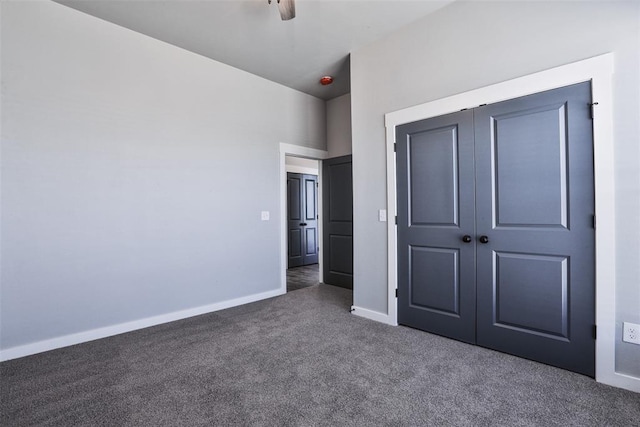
(55, 0, 454, 100)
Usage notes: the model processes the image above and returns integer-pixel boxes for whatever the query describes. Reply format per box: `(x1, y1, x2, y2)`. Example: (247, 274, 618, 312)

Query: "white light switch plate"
(379, 209, 387, 222)
(261, 211, 270, 221)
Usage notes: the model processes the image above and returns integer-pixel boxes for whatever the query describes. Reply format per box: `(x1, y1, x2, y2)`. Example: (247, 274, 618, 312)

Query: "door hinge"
(395, 288, 399, 298)
(590, 102, 599, 119)
(592, 214, 596, 229)
(592, 324, 597, 340)
(395, 215, 398, 225)
(394, 143, 397, 152)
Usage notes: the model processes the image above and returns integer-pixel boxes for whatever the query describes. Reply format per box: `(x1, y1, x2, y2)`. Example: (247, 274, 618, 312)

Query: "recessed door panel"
(328, 162, 353, 222)
(494, 252, 568, 339)
(305, 227, 317, 257)
(329, 235, 353, 275)
(305, 178, 317, 221)
(408, 126, 459, 226)
(409, 246, 460, 316)
(288, 176, 301, 221)
(289, 229, 302, 258)
(492, 104, 569, 228)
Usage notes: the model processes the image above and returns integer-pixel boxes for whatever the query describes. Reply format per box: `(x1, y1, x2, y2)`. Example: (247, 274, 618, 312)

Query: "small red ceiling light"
(320, 76, 334, 86)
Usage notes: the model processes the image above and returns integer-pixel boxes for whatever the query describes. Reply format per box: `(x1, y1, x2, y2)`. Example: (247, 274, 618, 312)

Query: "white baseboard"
(350, 305, 397, 326)
(0, 288, 285, 362)
(599, 372, 640, 394)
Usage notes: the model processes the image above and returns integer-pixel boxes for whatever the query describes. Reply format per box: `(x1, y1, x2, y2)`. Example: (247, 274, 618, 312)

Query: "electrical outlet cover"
(622, 322, 640, 345)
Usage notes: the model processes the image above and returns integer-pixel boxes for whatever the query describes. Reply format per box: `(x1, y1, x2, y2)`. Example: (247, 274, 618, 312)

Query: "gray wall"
(350, 1, 640, 377)
(0, 1, 326, 351)
(285, 157, 319, 175)
(326, 94, 352, 158)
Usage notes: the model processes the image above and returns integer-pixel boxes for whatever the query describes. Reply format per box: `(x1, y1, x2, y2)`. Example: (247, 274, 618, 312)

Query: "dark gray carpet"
(1, 285, 638, 426)
(287, 263, 319, 292)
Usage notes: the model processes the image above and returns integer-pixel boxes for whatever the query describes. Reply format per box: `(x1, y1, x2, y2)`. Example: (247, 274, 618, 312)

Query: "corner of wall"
(326, 93, 352, 158)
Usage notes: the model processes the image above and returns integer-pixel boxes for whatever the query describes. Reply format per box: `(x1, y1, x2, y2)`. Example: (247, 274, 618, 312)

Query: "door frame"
(279, 143, 328, 292)
(384, 54, 632, 390)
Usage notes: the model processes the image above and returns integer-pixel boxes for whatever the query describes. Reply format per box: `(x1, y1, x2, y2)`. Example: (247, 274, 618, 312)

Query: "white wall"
(285, 156, 319, 175)
(351, 1, 639, 380)
(0, 1, 326, 357)
(326, 93, 352, 158)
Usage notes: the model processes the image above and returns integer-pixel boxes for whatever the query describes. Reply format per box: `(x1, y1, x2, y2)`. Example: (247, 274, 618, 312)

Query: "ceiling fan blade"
(277, 0, 295, 21)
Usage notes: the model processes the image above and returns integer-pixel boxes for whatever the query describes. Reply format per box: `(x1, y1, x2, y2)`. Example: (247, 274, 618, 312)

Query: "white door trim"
(279, 143, 329, 292)
(385, 54, 637, 392)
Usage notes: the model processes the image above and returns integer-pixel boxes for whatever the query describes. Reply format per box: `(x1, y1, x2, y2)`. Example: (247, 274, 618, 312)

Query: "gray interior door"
(396, 110, 477, 343)
(288, 173, 318, 268)
(396, 82, 595, 376)
(474, 83, 595, 376)
(323, 155, 353, 289)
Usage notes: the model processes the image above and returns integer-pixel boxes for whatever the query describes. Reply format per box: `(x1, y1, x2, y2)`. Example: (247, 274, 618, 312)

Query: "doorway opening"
(279, 144, 354, 299)
(279, 143, 328, 295)
(285, 156, 320, 292)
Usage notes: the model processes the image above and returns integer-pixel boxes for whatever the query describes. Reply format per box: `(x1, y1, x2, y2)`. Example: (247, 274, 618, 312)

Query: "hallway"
(286, 264, 319, 292)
